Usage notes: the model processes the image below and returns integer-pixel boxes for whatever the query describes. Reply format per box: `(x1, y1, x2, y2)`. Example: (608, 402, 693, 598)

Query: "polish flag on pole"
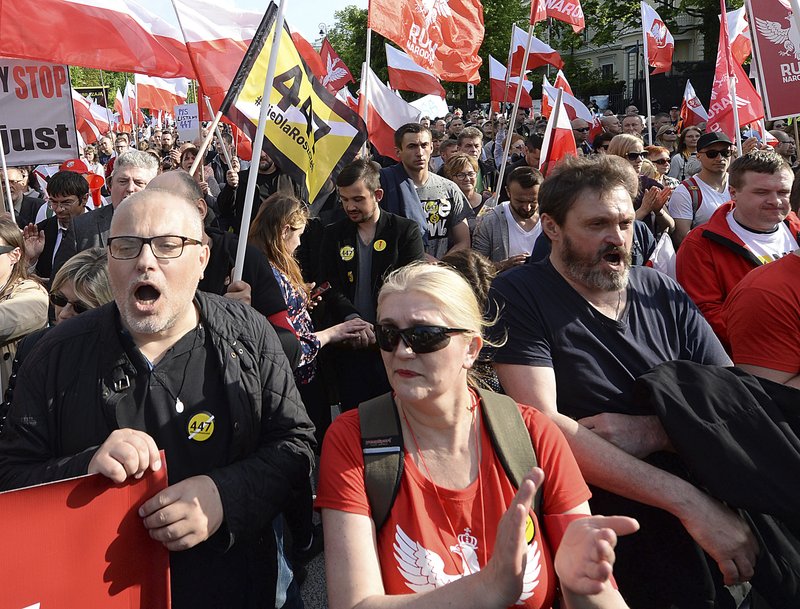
(489, 56, 532, 108)
(679, 79, 709, 128)
(135, 75, 190, 112)
(386, 44, 446, 97)
(0, 0, 191, 77)
(553, 70, 574, 95)
(641, 2, 674, 75)
(539, 88, 578, 175)
(319, 38, 354, 93)
(171, 0, 261, 118)
(114, 89, 128, 123)
(72, 89, 101, 144)
(361, 67, 422, 159)
(509, 24, 564, 75)
(89, 100, 112, 135)
(124, 81, 142, 126)
(368, 0, 485, 82)
(337, 87, 360, 114)
(723, 6, 751, 65)
(542, 83, 593, 122)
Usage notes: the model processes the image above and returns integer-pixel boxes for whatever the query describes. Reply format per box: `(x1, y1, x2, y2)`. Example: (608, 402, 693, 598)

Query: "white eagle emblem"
(755, 16, 800, 62)
(393, 525, 541, 603)
(415, 0, 452, 28)
(322, 53, 349, 88)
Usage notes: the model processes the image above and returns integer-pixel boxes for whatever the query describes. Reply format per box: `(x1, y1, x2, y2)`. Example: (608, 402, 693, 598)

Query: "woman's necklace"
(400, 392, 487, 574)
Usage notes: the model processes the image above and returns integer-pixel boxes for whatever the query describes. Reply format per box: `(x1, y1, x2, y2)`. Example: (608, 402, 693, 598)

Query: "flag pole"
(360, 24, 373, 158)
(231, 0, 289, 282)
(540, 87, 564, 175)
(0, 141, 16, 224)
(495, 24, 535, 204)
(719, 0, 742, 155)
(640, 3, 653, 145)
(203, 96, 233, 170)
(500, 25, 515, 112)
(98, 70, 114, 135)
(189, 110, 224, 176)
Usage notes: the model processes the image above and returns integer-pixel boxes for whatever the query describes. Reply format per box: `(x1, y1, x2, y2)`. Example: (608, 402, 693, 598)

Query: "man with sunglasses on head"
(668, 132, 734, 247)
(676, 150, 800, 349)
(0, 187, 315, 609)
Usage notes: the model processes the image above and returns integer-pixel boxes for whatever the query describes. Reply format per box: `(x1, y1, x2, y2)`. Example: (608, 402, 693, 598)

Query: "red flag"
(539, 89, 578, 175)
(135, 74, 190, 112)
(541, 75, 553, 118)
(725, 6, 751, 65)
(679, 79, 709, 128)
(336, 87, 360, 114)
(72, 88, 101, 144)
(547, 0, 585, 33)
(289, 28, 326, 79)
(369, 0, 484, 83)
(489, 55, 532, 108)
(707, 1, 764, 138)
(530, 0, 547, 24)
(509, 25, 564, 75)
(362, 67, 422, 159)
(386, 44, 446, 97)
(641, 2, 674, 75)
(319, 38, 354, 92)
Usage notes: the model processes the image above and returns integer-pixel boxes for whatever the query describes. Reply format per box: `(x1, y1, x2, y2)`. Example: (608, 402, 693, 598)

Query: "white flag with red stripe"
(553, 70, 574, 95)
(362, 67, 422, 160)
(114, 89, 128, 123)
(336, 87, 360, 114)
(542, 83, 593, 122)
(124, 81, 142, 126)
(72, 89, 101, 144)
(540, 89, 578, 175)
(679, 79, 709, 128)
(386, 44, 445, 98)
(135, 74, 189, 112)
(489, 56, 532, 108)
(641, 2, 674, 75)
(509, 25, 564, 75)
(724, 6, 751, 65)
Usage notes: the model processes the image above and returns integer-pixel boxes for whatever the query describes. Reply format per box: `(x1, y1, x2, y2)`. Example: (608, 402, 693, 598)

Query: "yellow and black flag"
(220, 3, 366, 202)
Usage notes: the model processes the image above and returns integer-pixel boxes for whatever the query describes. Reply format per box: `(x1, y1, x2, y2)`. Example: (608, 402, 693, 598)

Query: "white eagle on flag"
(416, 0, 452, 28)
(755, 16, 800, 61)
(322, 54, 349, 88)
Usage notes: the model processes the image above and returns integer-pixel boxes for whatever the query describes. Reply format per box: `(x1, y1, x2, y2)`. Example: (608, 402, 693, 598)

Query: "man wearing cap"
(676, 150, 800, 349)
(669, 106, 680, 126)
(770, 130, 796, 167)
(668, 131, 733, 247)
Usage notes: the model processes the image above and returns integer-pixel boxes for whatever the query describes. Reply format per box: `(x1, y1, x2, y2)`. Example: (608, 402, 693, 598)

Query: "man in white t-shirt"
(676, 149, 800, 349)
(668, 132, 733, 247)
(473, 166, 542, 271)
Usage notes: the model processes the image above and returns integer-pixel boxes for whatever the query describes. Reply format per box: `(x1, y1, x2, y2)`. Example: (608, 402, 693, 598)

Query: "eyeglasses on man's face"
(107, 235, 202, 260)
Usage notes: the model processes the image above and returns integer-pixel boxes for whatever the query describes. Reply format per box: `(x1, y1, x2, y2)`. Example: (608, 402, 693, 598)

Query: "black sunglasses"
(375, 325, 469, 354)
(573, 127, 590, 133)
(662, 130, 677, 135)
(49, 292, 89, 314)
(652, 158, 670, 165)
(626, 151, 648, 161)
(702, 149, 732, 159)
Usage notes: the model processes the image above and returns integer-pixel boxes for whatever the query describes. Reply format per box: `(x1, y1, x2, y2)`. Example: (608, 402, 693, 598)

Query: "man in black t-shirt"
(488, 155, 754, 609)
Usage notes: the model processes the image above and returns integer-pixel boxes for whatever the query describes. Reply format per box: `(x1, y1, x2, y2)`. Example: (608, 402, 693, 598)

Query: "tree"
(68, 67, 129, 106)
(328, 6, 389, 90)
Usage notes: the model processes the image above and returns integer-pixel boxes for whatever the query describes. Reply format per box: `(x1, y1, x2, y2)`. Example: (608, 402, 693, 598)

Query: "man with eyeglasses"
(571, 118, 593, 155)
(668, 132, 734, 247)
(473, 166, 543, 271)
(0, 187, 316, 609)
(676, 150, 800, 349)
(22, 171, 89, 281)
(0, 167, 43, 229)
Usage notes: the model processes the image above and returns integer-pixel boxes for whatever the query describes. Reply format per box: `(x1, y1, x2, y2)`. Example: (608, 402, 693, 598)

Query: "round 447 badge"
(340, 245, 354, 261)
(187, 411, 215, 442)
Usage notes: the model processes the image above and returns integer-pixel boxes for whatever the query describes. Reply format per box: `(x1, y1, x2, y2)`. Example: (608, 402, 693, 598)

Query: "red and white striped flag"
(724, 6, 751, 65)
(361, 67, 422, 159)
(489, 55, 532, 108)
(679, 79, 709, 129)
(337, 87, 360, 114)
(553, 70, 573, 95)
(72, 89, 102, 144)
(135, 75, 189, 112)
(509, 24, 564, 75)
(386, 44, 446, 97)
(539, 89, 578, 175)
(641, 2, 674, 75)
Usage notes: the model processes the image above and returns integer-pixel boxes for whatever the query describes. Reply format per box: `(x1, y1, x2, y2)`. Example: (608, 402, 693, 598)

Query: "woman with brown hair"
(443, 153, 487, 220)
(0, 218, 48, 393)
(668, 126, 702, 181)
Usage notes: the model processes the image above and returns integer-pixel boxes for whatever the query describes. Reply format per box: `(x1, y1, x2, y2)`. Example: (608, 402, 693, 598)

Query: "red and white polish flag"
(679, 79, 709, 128)
(489, 55, 532, 108)
(542, 83, 593, 123)
(361, 67, 422, 160)
(509, 24, 564, 75)
(386, 44, 446, 97)
(553, 70, 574, 95)
(135, 75, 189, 112)
(724, 6, 751, 65)
(641, 2, 674, 75)
(72, 89, 101, 144)
(539, 89, 578, 175)
(336, 87, 360, 115)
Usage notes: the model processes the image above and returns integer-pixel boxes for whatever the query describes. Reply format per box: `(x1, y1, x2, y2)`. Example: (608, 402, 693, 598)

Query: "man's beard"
(562, 234, 632, 291)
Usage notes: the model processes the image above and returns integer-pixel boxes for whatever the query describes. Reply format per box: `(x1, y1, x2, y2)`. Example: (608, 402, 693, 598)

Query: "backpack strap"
(359, 392, 404, 531)
(681, 177, 702, 223)
(477, 388, 542, 515)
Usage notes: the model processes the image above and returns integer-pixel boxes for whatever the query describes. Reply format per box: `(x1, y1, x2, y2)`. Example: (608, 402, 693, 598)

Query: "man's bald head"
(147, 170, 207, 219)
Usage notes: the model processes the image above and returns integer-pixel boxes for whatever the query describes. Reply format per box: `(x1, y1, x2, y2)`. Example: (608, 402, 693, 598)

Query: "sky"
(281, 0, 368, 42)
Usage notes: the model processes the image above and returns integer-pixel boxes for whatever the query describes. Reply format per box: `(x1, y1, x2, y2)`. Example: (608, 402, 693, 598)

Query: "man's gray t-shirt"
(415, 173, 472, 259)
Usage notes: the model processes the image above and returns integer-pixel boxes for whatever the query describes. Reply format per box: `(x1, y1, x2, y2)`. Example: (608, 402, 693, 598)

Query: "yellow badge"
(525, 515, 535, 544)
(340, 245, 354, 261)
(187, 412, 215, 442)
(347, 271, 354, 283)
(374, 239, 387, 252)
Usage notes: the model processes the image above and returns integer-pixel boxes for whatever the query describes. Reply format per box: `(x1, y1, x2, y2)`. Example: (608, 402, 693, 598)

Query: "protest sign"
(175, 102, 199, 143)
(0, 58, 79, 165)
(0, 459, 170, 609)
(748, 0, 800, 119)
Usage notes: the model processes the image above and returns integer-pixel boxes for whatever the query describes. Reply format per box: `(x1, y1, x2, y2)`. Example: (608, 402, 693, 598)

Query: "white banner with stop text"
(0, 58, 79, 165)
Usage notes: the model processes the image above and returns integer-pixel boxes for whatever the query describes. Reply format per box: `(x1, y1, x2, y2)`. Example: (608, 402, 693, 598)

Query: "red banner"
(0, 462, 170, 609)
(749, 0, 800, 119)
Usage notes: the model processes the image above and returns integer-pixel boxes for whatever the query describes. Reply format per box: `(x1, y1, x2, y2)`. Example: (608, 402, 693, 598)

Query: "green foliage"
(68, 67, 129, 106)
(328, 6, 389, 89)
(561, 56, 625, 98)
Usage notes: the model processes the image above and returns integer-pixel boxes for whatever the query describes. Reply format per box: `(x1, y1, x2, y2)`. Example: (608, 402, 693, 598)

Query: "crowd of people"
(0, 98, 797, 609)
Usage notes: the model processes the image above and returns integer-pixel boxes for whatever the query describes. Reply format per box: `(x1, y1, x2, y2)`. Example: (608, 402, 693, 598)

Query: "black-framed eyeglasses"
(107, 235, 202, 260)
(49, 198, 80, 211)
(454, 171, 477, 180)
(626, 151, 648, 161)
(702, 149, 732, 159)
(375, 324, 470, 354)
(49, 292, 89, 314)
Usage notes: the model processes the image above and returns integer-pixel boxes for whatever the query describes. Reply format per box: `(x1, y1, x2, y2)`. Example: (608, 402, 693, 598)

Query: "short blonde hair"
(607, 134, 644, 158)
(51, 247, 113, 309)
